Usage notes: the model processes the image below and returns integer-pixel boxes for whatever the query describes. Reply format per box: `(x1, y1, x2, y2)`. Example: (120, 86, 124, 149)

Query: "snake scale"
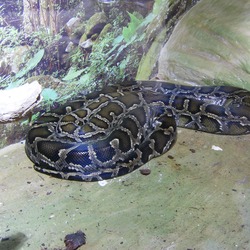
(25, 80, 250, 181)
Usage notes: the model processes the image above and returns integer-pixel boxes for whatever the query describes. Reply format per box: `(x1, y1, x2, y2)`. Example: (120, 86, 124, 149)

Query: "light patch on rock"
(211, 145, 223, 151)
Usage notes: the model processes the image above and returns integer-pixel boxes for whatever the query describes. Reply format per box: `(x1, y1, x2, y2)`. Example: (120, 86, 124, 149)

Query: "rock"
(97, 0, 120, 14)
(0, 81, 42, 123)
(64, 230, 86, 250)
(64, 12, 108, 52)
(136, 0, 199, 80)
(79, 38, 94, 49)
(1, 46, 30, 75)
(64, 17, 85, 40)
(123, 0, 154, 17)
(65, 17, 81, 34)
(79, 23, 112, 49)
(98, 0, 154, 17)
(158, 0, 250, 90)
(0, 75, 65, 149)
(26, 75, 63, 89)
(0, 60, 11, 76)
(79, 12, 108, 47)
(64, 17, 86, 43)
(65, 41, 75, 52)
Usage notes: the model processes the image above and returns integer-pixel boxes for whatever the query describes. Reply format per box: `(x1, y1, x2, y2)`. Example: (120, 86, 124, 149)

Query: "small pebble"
(64, 230, 86, 250)
(139, 168, 151, 175)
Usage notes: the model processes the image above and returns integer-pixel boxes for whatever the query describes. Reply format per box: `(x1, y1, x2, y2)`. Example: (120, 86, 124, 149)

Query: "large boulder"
(79, 12, 108, 49)
(157, 0, 250, 90)
(0, 81, 42, 123)
(136, 0, 198, 80)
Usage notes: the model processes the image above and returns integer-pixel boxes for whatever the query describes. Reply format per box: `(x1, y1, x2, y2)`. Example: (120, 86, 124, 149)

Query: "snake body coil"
(25, 81, 250, 181)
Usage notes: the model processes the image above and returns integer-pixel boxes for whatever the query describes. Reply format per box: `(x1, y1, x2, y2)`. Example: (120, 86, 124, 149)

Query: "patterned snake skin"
(25, 80, 250, 181)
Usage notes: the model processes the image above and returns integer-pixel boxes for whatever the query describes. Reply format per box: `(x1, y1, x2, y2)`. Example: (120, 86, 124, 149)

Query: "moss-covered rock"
(158, 0, 250, 90)
(79, 12, 108, 46)
(136, 0, 199, 80)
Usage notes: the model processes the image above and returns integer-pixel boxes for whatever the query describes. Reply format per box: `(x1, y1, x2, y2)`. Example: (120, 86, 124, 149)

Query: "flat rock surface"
(0, 129, 249, 250)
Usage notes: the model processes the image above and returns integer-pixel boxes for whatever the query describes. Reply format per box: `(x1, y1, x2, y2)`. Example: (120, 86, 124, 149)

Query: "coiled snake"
(25, 80, 250, 181)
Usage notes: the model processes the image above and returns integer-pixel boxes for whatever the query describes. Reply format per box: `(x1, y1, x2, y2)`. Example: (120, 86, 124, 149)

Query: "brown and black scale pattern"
(25, 80, 250, 181)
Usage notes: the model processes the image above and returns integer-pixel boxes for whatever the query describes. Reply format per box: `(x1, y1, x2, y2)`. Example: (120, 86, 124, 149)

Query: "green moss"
(136, 28, 167, 80)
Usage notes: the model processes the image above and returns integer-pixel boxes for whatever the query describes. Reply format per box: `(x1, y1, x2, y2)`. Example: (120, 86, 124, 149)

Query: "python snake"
(25, 80, 250, 181)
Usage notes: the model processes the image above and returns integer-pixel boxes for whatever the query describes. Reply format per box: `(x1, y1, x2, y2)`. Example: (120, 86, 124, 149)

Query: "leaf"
(21, 112, 40, 125)
(119, 55, 130, 74)
(6, 78, 24, 89)
(42, 88, 58, 102)
(112, 35, 123, 46)
(78, 73, 93, 86)
(122, 12, 143, 43)
(141, 13, 155, 26)
(15, 49, 44, 79)
(62, 67, 85, 81)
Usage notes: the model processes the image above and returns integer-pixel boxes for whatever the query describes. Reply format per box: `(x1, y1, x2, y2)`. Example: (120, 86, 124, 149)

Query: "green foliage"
(87, 33, 128, 85)
(0, 26, 21, 48)
(68, 47, 86, 69)
(60, 11, 145, 95)
(109, 7, 126, 31)
(122, 12, 143, 43)
(32, 30, 61, 48)
(15, 49, 44, 79)
(42, 88, 58, 103)
(6, 78, 23, 89)
(21, 112, 40, 126)
(61, 31, 137, 96)
(0, 1, 23, 28)
(152, 0, 165, 14)
(78, 72, 93, 87)
(0, 4, 150, 107)
(112, 35, 123, 46)
(62, 67, 85, 81)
